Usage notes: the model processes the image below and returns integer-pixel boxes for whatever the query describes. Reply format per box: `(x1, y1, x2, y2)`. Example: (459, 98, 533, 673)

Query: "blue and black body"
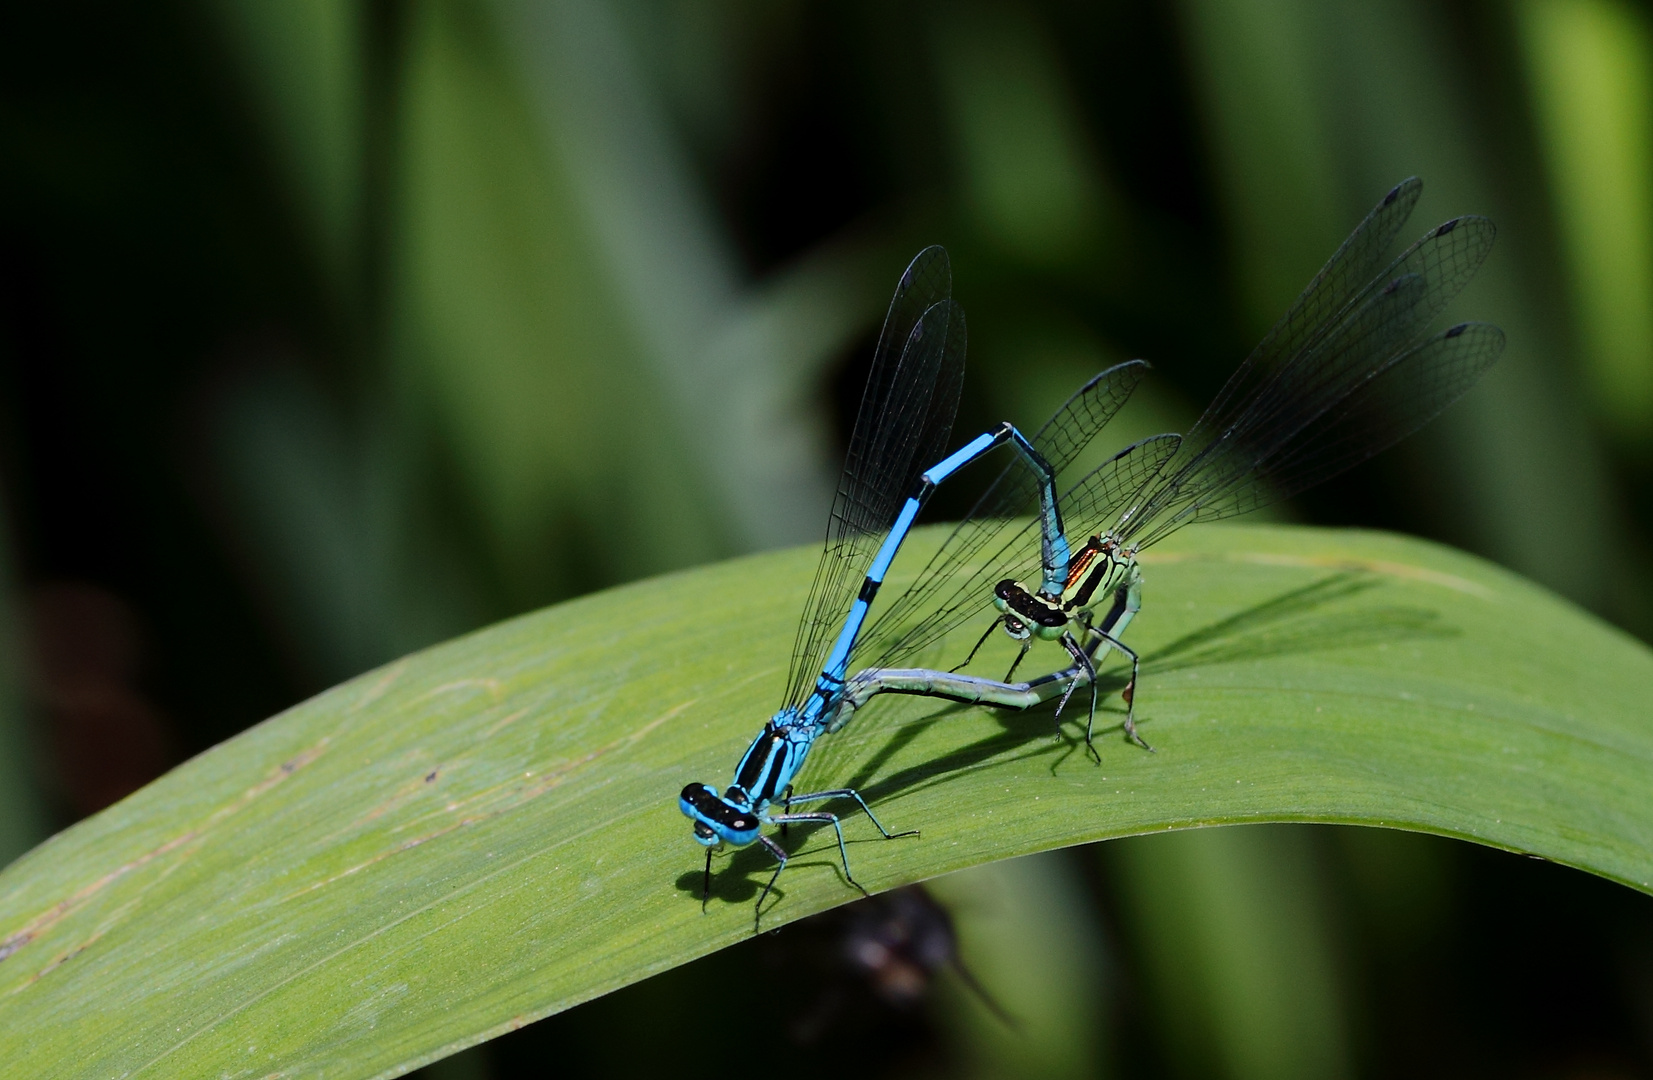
(681, 178, 1508, 927)
(827, 177, 1508, 757)
(678, 247, 1148, 928)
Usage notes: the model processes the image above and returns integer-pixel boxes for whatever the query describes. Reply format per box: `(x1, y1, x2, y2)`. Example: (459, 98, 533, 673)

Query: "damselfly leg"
(950, 617, 1005, 674)
(784, 787, 920, 842)
(1003, 637, 1032, 682)
(754, 789, 919, 931)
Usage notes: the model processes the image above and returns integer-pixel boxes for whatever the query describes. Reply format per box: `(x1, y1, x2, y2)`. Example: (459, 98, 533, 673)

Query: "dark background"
(2, 1, 1652, 1077)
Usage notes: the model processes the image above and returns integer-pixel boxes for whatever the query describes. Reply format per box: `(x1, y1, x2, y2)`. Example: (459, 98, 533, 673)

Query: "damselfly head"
(994, 579, 1066, 638)
(679, 782, 762, 847)
(992, 587, 1032, 639)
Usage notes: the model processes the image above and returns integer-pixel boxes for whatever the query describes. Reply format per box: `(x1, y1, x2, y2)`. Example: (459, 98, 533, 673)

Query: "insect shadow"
(678, 570, 1457, 906)
(850, 570, 1456, 798)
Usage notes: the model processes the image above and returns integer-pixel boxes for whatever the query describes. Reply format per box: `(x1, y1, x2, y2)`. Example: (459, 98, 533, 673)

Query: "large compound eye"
(680, 783, 720, 812)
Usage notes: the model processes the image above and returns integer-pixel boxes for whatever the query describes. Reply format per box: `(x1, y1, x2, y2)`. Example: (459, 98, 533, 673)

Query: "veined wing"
(1209, 321, 1505, 514)
(1184, 177, 1424, 453)
(784, 248, 966, 708)
(1116, 194, 1497, 549)
(865, 433, 1182, 668)
(857, 361, 1150, 665)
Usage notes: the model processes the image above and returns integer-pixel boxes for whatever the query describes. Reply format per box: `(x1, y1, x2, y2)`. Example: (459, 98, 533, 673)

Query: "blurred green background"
(3, 1, 1653, 1076)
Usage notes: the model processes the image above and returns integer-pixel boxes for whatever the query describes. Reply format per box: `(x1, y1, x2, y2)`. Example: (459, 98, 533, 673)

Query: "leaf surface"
(0, 524, 1648, 1078)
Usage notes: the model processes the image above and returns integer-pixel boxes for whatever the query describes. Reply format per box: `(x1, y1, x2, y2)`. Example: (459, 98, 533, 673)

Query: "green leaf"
(1, 524, 1648, 1077)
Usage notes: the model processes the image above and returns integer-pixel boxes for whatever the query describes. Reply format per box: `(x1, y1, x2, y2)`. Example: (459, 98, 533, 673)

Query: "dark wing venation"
(857, 361, 1150, 664)
(865, 433, 1183, 667)
(1053, 432, 1185, 542)
(1237, 322, 1505, 509)
(861, 361, 1149, 653)
(1029, 360, 1153, 480)
(1190, 177, 1423, 445)
(784, 246, 965, 707)
(1118, 209, 1498, 550)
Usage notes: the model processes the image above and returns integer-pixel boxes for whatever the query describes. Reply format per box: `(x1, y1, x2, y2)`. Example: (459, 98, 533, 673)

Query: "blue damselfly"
(679, 247, 1141, 926)
(681, 177, 1504, 925)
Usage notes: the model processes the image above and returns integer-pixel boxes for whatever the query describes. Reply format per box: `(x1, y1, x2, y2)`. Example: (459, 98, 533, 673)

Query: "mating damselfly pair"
(680, 178, 1506, 928)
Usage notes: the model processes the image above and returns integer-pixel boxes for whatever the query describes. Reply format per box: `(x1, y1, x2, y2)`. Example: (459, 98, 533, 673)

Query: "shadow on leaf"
(677, 571, 1458, 911)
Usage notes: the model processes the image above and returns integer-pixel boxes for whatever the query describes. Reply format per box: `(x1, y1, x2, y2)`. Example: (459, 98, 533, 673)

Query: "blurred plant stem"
(929, 1, 1117, 268)
(1177, 0, 1624, 618)
(209, 364, 486, 683)
(928, 850, 1115, 1080)
(1518, 0, 1653, 449)
(1107, 826, 1353, 1080)
(393, 0, 722, 595)
(203, 0, 367, 312)
(1173, 0, 1344, 322)
(201, 0, 906, 686)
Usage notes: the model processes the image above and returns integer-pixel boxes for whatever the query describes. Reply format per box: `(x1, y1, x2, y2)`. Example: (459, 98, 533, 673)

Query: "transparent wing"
(1057, 432, 1186, 541)
(1187, 177, 1424, 445)
(864, 432, 1182, 667)
(858, 360, 1151, 662)
(784, 247, 966, 707)
(1227, 322, 1505, 511)
(1117, 196, 1498, 549)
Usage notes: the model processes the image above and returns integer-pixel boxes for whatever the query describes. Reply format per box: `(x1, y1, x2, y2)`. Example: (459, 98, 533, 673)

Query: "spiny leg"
(1059, 631, 1100, 759)
(753, 833, 790, 932)
(1068, 612, 1106, 744)
(1050, 667, 1081, 729)
(1084, 623, 1150, 752)
(1074, 609, 1101, 658)
(1048, 634, 1094, 734)
(701, 847, 713, 912)
(951, 618, 1003, 674)
(1003, 637, 1032, 682)
(780, 783, 795, 837)
(770, 810, 871, 897)
(785, 787, 919, 839)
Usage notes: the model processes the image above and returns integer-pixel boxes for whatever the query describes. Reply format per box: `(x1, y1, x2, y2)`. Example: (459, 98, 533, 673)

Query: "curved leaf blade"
(0, 524, 1648, 1078)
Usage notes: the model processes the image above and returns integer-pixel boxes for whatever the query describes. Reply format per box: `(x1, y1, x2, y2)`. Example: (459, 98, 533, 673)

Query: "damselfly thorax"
(991, 535, 1136, 641)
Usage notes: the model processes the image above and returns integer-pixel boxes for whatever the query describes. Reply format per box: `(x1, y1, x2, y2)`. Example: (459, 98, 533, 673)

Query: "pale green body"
(826, 539, 1146, 749)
